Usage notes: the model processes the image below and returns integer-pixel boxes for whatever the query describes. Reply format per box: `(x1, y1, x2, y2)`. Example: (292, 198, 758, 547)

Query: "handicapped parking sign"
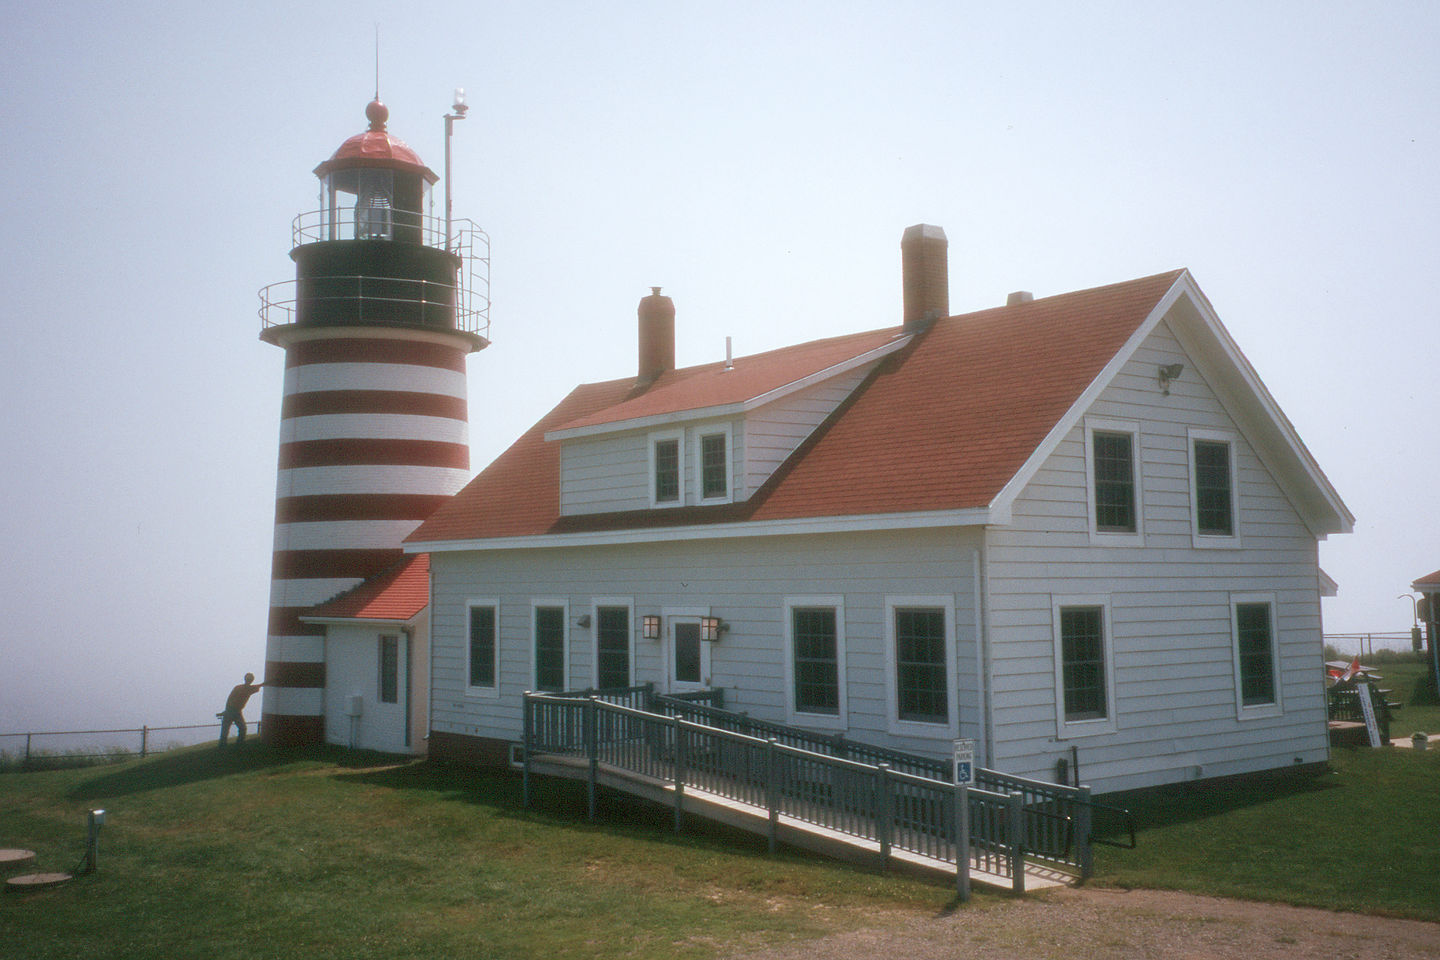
(952, 738, 975, 785)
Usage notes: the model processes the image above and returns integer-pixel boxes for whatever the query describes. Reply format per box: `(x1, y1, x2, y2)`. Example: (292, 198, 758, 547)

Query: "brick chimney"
(637, 286, 675, 386)
(901, 224, 949, 329)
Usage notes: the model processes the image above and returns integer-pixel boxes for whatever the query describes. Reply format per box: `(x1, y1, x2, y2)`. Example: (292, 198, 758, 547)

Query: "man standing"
(219, 672, 264, 747)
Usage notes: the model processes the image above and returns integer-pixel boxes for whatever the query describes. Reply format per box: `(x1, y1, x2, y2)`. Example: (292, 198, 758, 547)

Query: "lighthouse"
(256, 96, 488, 746)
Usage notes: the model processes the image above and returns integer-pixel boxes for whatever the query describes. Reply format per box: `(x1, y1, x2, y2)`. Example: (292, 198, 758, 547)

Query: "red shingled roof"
(1414, 569, 1440, 589)
(407, 270, 1184, 544)
(306, 553, 431, 621)
(553, 327, 904, 434)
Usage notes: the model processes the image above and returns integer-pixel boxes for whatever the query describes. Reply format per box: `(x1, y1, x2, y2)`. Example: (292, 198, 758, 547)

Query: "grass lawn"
(0, 746, 956, 960)
(3, 740, 1438, 959)
(1092, 746, 1440, 920)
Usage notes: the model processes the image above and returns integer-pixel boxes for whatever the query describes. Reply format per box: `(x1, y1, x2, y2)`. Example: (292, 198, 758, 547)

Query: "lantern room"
(309, 99, 437, 246)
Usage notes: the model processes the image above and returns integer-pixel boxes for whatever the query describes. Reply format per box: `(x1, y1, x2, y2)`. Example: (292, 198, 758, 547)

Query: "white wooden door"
(667, 618, 711, 694)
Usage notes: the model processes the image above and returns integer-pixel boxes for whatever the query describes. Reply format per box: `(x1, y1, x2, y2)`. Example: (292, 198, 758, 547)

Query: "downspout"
(401, 625, 414, 750)
(975, 539, 996, 769)
(426, 555, 435, 753)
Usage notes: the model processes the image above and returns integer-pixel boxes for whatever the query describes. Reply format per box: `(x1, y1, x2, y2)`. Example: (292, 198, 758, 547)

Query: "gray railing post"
(141, 726, 149, 758)
(877, 764, 893, 869)
(25, 733, 32, 763)
(673, 716, 686, 835)
(1076, 784, 1093, 879)
(521, 692, 534, 808)
(765, 738, 780, 854)
(1007, 791, 1025, 894)
(954, 782, 970, 902)
(585, 697, 598, 822)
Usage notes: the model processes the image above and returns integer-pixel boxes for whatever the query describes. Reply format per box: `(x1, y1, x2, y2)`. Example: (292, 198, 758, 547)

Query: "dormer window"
(701, 434, 726, 497)
(697, 424, 733, 502)
(650, 430, 684, 507)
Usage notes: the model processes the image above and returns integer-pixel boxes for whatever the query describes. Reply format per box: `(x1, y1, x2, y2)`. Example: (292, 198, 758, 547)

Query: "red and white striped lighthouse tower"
(256, 97, 488, 746)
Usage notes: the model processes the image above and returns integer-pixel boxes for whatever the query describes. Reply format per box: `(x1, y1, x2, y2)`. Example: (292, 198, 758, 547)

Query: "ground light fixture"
(3, 809, 105, 892)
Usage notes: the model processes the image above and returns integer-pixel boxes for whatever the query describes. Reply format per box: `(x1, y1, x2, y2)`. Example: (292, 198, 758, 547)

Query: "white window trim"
(530, 598, 570, 692)
(782, 595, 847, 731)
(1084, 417, 1145, 546)
(694, 422, 735, 504)
(648, 428, 686, 508)
(465, 598, 500, 700)
(884, 596, 957, 739)
(1187, 427, 1242, 549)
(1231, 592, 1283, 719)
(1051, 595, 1119, 739)
(591, 597, 635, 689)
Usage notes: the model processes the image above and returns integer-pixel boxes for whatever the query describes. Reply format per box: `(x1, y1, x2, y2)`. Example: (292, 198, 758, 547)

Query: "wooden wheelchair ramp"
(526, 752, 1072, 893)
(522, 691, 1092, 896)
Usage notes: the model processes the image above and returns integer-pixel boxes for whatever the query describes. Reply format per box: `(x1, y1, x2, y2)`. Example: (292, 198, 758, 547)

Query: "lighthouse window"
(354, 169, 394, 240)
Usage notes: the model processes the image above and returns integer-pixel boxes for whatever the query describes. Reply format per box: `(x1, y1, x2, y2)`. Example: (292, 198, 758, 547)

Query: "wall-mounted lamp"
(641, 615, 661, 640)
(575, 614, 592, 628)
(699, 616, 729, 642)
(1158, 363, 1184, 396)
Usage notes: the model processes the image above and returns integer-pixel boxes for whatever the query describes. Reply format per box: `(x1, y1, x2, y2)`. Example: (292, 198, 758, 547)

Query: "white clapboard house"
(403, 225, 1353, 793)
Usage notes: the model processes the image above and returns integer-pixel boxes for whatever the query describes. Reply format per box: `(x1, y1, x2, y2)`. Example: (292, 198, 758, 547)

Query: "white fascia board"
(544, 401, 748, 442)
(406, 505, 993, 554)
(986, 273, 1189, 520)
(298, 615, 420, 627)
(542, 336, 911, 443)
(1164, 275, 1355, 537)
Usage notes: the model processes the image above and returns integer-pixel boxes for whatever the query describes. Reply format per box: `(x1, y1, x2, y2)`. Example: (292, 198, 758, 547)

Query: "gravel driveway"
(726, 886, 1440, 960)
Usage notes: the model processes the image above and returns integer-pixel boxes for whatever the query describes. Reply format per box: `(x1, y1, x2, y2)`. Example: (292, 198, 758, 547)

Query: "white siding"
(320, 612, 429, 756)
(984, 319, 1330, 792)
(558, 431, 651, 515)
(428, 526, 983, 762)
(744, 366, 872, 494)
(555, 366, 876, 516)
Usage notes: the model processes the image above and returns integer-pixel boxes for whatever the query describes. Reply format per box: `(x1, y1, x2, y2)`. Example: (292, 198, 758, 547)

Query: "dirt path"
(728, 886, 1440, 960)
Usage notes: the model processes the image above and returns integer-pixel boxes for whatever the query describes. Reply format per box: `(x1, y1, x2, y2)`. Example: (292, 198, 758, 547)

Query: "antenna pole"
(444, 87, 469, 253)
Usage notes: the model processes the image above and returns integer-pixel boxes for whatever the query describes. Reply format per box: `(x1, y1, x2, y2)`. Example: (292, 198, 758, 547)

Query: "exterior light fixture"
(700, 616, 728, 642)
(642, 615, 661, 640)
(575, 614, 592, 628)
(1158, 363, 1184, 396)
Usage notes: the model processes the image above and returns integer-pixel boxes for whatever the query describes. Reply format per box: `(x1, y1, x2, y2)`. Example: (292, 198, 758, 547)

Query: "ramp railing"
(523, 691, 1039, 895)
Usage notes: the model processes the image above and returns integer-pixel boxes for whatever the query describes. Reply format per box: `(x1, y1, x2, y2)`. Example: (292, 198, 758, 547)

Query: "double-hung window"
(1232, 595, 1282, 717)
(1085, 419, 1143, 544)
(784, 598, 845, 728)
(379, 635, 400, 704)
(699, 429, 730, 501)
(594, 603, 632, 689)
(533, 603, 567, 692)
(467, 602, 499, 696)
(650, 430, 684, 507)
(1189, 429, 1240, 546)
(885, 598, 956, 735)
(1052, 598, 1117, 736)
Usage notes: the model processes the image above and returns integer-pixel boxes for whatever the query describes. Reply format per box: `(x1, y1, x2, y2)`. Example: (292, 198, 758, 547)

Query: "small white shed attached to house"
(302, 554, 432, 756)
(404, 225, 1353, 793)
